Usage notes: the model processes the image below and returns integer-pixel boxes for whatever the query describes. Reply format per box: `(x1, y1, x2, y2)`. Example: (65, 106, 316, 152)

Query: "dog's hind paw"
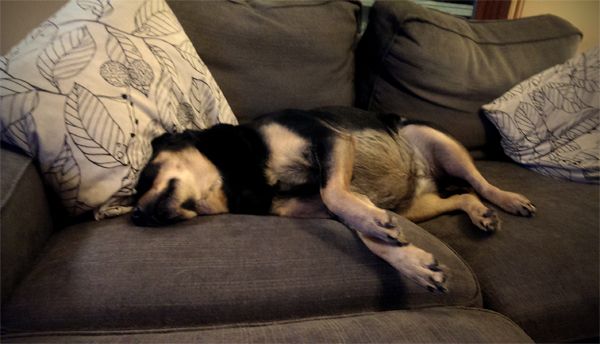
(477, 208, 501, 232)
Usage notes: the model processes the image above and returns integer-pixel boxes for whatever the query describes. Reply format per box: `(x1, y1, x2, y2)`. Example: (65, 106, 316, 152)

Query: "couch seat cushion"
(420, 161, 599, 342)
(2, 307, 532, 343)
(3, 215, 479, 332)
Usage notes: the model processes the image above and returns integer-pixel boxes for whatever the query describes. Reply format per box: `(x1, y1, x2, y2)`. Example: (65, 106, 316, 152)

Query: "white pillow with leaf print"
(483, 47, 599, 184)
(0, 0, 237, 219)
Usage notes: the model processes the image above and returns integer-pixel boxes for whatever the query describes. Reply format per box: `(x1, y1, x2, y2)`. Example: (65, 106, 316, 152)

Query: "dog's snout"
(131, 206, 144, 225)
(131, 206, 155, 226)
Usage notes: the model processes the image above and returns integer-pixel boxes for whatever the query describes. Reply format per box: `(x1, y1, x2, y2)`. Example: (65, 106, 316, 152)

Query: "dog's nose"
(131, 207, 146, 226)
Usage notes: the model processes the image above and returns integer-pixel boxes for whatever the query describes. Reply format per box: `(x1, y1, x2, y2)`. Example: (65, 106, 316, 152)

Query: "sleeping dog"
(132, 107, 536, 292)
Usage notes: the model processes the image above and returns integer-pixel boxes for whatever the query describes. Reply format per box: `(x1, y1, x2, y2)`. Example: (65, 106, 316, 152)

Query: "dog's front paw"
(497, 192, 536, 217)
(390, 244, 448, 293)
(343, 209, 410, 246)
(375, 210, 410, 245)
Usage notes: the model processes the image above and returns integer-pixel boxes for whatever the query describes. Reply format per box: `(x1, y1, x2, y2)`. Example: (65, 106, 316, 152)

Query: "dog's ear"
(150, 132, 174, 153)
(150, 131, 201, 154)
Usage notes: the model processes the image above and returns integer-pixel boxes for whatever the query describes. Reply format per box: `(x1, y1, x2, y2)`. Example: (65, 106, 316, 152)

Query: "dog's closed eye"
(181, 198, 196, 211)
(135, 162, 162, 199)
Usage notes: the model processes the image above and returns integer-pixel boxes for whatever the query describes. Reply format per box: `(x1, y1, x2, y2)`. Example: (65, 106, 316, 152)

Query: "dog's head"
(132, 131, 228, 226)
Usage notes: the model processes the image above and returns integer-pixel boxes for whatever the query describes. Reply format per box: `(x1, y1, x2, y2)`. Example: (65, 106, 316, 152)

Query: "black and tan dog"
(133, 107, 535, 292)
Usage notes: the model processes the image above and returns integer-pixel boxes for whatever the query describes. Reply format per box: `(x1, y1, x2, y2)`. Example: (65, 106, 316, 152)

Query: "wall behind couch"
(513, 0, 599, 54)
(0, 0, 66, 55)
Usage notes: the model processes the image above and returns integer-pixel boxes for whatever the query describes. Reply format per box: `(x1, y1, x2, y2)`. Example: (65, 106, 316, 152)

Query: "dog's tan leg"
(400, 192, 501, 232)
(271, 197, 331, 218)
(320, 134, 408, 244)
(402, 125, 536, 217)
(320, 134, 448, 292)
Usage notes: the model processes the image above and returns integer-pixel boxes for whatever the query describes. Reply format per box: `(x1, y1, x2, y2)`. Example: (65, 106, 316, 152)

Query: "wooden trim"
(474, 0, 512, 20)
(508, 0, 525, 19)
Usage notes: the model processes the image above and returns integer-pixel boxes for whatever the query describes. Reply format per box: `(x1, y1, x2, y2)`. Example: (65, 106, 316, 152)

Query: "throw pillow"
(1, 0, 237, 219)
(482, 47, 599, 183)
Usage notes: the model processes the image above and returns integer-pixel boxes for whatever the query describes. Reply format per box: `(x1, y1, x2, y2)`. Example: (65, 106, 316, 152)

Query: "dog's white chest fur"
(260, 123, 313, 188)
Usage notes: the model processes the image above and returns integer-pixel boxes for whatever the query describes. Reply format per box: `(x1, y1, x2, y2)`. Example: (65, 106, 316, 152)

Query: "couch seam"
(365, 16, 398, 111)
(402, 17, 582, 46)
(1, 306, 528, 339)
(438, 306, 532, 339)
(419, 227, 483, 308)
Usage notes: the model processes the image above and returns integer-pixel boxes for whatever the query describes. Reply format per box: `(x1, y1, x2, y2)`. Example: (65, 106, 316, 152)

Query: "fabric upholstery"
(2, 214, 480, 332)
(419, 160, 599, 342)
(168, 0, 360, 122)
(0, 148, 53, 305)
(356, 1, 582, 152)
(2, 307, 533, 343)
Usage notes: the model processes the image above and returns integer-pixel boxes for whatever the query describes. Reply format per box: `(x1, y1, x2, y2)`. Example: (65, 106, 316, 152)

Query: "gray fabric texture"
(1, 148, 53, 305)
(2, 214, 480, 332)
(168, 0, 360, 123)
(419, 160, 599, 342)
(2, 307, 533, 343)
(356, 1, 582, 152)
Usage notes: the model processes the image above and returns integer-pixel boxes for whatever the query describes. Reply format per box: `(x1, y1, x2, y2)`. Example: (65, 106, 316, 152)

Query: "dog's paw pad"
(473, 208, 501, 232)
(479, 208, 501, 232)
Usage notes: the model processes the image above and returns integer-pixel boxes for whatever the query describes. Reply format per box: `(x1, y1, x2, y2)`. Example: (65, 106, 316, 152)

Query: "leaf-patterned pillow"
(0, 0, 238, 219)
(482, 47, 599, 184)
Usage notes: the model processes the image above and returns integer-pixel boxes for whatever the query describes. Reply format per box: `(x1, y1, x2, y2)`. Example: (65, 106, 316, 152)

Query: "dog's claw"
(376, 211, 409, 246)
(387, 232, 408, 246)
(523, 202, 536, 217)
(376, 210, 401, 228)
(427, 259, 442, 271)
(427, 275, 448, 294)
(497, 192, 536, 217)
(377, 219, 396, 229)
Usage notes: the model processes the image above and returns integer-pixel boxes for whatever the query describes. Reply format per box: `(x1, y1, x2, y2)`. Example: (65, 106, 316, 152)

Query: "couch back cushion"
(356, 1, 582, 154)
(168, 0, 361, 123)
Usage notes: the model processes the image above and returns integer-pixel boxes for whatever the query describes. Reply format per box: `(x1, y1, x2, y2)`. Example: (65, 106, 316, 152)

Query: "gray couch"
(1, 1, 598, 343)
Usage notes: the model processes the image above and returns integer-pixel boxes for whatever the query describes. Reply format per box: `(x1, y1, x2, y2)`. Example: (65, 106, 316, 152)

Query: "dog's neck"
(192, 124, 274, 214)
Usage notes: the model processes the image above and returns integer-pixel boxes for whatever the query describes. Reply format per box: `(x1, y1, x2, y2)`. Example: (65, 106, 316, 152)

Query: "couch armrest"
(1, 147, 54, 304)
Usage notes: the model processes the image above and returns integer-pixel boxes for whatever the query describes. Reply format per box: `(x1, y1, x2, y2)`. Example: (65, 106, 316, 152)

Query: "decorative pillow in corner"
(0, 0, 237, 219)
(482, 47, 599, 184)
